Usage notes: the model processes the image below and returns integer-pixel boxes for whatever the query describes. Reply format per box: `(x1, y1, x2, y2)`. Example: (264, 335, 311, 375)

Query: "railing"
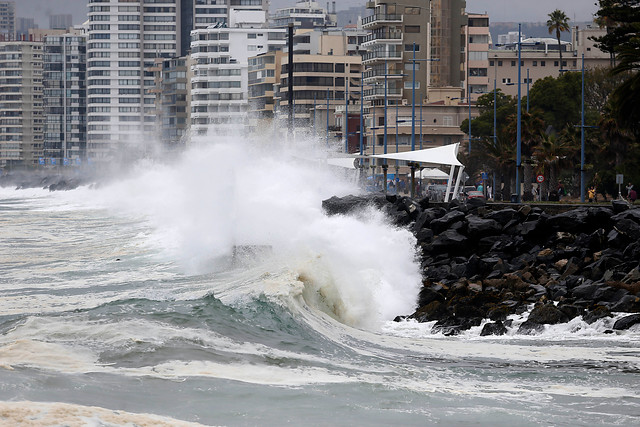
(363, 32, 403, 43)
(362, 50, 402, 62)
(362, 14, 403, 26)
(363, 69, 405, 80)
(363, 87, 402, 97)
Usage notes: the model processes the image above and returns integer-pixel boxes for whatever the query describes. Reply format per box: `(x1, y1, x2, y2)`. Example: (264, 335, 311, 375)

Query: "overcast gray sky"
(19, 0, 600, 28)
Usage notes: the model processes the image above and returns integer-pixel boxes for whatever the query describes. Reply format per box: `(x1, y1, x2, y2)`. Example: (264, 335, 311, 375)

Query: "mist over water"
(2, 132, 639, 426)
(63, 133, 422, 328)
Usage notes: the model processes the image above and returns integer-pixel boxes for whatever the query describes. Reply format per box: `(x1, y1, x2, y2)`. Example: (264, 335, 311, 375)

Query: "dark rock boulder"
(429, 210, 466, 234)
(612, 199, 630, 214)
(465, 215, 502, 239)
(614, 218, 640, 241)
(429, 229, 468, 253)
(527, 303, 570, 325)
(612, 313, 640, 330)
(322, 195, 384, 215)
(480, 321, 508, 336)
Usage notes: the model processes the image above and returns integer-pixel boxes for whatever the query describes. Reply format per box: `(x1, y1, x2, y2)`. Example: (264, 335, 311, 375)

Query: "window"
(511, 60, 516, 66)
(405, 7, 421, 14)
(468, 51, 487, 61)
(541, 61, 546, 66)
(533, 60, 538, 66)
(405, 44, 419, 52)
(498, 60, 503, 66)
(489, 60, 494, 66)
(405, 25, 420, 33)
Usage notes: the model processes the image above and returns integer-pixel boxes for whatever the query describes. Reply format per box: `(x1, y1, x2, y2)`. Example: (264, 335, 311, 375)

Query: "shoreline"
(323, 194, 640, 335)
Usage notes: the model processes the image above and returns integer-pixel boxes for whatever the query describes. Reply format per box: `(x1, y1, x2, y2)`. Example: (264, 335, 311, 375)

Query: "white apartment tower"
(190, 11, 285, 137)
(86, 1, 269, 161)
(0, 40, 44, 168)
(87, 0, 179, 162)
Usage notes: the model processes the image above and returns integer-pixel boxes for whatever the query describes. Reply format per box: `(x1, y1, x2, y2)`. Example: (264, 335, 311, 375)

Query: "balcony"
(362, 14, 403, 29)
(363, 68, 405, 81)
(362, 50, 402, 64)
(363, 86, 402, 99)
(361, 31, 403, 47)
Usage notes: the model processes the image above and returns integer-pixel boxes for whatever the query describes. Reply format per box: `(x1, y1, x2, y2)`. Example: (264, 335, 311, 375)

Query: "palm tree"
(547, 9, 570, 71)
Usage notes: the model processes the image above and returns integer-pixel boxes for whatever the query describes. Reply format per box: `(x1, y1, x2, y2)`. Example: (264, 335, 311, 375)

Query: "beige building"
(465, 13, 490, 101)
(491, 26, 610, 98)
(0, 40, 44, 168)
(361, 0, 470, 155)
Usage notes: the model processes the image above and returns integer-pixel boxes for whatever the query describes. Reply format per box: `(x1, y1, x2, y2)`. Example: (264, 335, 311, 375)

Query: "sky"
(18, 0, 601, 28)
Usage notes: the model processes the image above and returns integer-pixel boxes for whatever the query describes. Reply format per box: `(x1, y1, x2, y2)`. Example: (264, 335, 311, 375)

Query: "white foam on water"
(0, 401, 205, 427)
(12, 135, 423, 329)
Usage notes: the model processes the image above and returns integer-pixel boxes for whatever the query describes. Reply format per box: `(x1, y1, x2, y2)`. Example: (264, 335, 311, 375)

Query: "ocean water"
(0, 137, 639, 426)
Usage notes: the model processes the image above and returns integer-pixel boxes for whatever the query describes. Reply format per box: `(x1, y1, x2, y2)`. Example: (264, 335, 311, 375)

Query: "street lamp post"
(516, 23, 522, 204)
(580, 53, 585, 203)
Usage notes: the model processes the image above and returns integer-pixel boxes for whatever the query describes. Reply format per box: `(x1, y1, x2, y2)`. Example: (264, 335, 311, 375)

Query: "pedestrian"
(629, 188, 637, 204)
(588, 186, 596, 203)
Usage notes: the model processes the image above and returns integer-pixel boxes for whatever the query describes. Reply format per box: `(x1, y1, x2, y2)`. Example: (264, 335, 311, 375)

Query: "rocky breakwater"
(0, 171, 87, 192)
(322, 194, 640, 336)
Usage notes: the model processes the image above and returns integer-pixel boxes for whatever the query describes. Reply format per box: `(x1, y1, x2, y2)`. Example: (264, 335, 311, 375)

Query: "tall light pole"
(493, 71, 497, 200)
(344, 73, 349, 153)
(516, 23, 522, 203)
(580, 53, 585, 203)
(359, 71, 364, 159)
(326, 88, 330, 146)
(411, 42, 417, 151)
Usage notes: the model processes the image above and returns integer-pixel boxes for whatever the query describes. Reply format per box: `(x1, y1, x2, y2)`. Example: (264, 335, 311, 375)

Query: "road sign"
(536, 174, 545, 183)
(616, 174, 624, 185)
(481, 172, 488, 180)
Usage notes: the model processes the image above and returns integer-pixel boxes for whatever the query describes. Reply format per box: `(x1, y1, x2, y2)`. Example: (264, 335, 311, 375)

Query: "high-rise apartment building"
(86, 0, 180, 162)
(43, 31, 87, 163)
(466, 13, 490, 100)
(190, 11, 286, 137)
(0, 1, 15, 39)
(0, 40, 44, 168)
(86, 0, 269, 161)
(270, 1, 337, 30)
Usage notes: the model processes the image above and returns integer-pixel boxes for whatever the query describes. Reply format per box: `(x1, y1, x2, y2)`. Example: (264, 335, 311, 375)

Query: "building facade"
(190, 12, 286, 137)
(490, 26, 610, 98)
(43, 31, 87, 163)
(0, 1, 14, 39)
(270, 1, 337, 30)
(86, 0, 180, 162)
(0, 40, 44, 168)
(466, 13, 490, 100)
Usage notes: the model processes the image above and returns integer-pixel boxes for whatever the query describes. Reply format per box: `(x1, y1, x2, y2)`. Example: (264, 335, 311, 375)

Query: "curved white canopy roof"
(370, 143, 463, 168)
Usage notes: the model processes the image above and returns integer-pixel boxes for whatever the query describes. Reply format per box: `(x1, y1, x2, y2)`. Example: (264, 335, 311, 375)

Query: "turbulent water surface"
(0, 140, 639, 426)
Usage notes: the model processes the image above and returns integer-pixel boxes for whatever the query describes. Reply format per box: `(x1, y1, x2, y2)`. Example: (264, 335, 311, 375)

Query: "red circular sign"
(536, 175, 545, 183)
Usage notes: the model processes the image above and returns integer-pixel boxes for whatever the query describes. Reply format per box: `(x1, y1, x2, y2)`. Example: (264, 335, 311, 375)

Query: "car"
(466, 190, 486, 200)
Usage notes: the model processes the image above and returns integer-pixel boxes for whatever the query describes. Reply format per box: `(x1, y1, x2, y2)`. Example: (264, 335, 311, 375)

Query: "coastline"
(323, 194, 640, 335)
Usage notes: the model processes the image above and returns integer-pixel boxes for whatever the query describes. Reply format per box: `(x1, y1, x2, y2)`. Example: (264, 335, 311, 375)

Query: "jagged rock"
(429, 229, 468, 253)
(430, 210, 466, 234)
(612, 199, 630, 214)
(614, 218, 640, 241)
(486, 208, 519, 226)
(547, 208, 589, 233)
(612, 313, 640, 330)
(322, 195, 385, 215)
(480, 321, 508, 336)
(409, 300, 448, 322)
(583, 305, 612, 324)
(526, 303, 570, 325)
(465, 215, 502, 239)
(417, 286, 446, 307)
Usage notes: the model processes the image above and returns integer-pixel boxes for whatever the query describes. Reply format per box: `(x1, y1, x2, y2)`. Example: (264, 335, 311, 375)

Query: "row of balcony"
(362, 13, 403, 28)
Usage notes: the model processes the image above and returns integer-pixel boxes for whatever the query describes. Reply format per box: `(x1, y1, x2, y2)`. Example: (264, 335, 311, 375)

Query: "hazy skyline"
(17, 0, 600, 29)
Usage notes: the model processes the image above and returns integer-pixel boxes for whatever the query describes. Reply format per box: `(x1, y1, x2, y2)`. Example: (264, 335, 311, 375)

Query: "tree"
(528, 72, 581, 131)
(547, 9, 570, 71)
(594, 0, 640, 138)
(534, 132, 577, 199)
